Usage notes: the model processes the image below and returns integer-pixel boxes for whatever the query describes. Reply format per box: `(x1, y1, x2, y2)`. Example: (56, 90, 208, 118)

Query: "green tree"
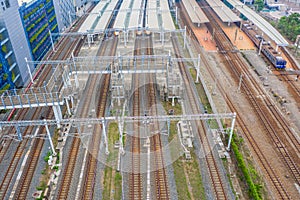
(277, 13, 300, 42)
(254, 0, 264, 12)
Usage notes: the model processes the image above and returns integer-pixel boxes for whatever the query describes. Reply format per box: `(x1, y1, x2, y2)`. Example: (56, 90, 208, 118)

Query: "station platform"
(193, 26, 217, 51)
(220, 23, 255, 50)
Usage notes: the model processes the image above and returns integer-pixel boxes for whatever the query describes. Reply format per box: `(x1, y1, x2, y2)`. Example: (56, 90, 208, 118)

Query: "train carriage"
(242, 24, 287, 69)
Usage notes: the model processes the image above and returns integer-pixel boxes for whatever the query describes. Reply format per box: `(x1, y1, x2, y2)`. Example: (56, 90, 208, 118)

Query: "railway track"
(177, 2, 229, 199)
(79, 37, 118, 199)
(279, 46, 300, 99)
(171, 34, 228, 199)
(198, 1, 299, 198)
(57, 36, 118, 199)
(128, 35, 143, 200)
(146, 36, 170, 200)
(0, 11, 88, 199)
(10, 37, 85, 200)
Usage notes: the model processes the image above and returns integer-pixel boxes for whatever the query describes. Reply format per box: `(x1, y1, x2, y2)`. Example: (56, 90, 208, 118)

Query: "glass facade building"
(19, 0, 59, 61)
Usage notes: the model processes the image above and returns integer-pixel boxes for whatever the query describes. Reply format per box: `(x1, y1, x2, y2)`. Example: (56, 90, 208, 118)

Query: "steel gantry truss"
(0, 35, 237, 155)
(0, 112, 237, 153)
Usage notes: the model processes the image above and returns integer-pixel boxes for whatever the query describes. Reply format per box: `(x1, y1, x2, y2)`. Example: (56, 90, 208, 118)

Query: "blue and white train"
(242, 24, 287, 69)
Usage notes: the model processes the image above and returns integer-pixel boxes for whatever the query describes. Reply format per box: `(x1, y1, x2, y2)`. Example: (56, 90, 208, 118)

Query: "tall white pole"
(44, 120, 56, 156)
(102, 120, 109, 155)
(184, 26, 187, 49)
(196, 54, 200, 83)
(227, 113, 237, 151)
(25, 57, 34, 84)
(49, 30, 56, 52)
(175, 7, 178, 25)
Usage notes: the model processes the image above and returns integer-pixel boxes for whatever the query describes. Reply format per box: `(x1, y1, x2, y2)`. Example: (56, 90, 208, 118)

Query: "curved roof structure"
(226, 0, 288, 46)
(206, 0, 241, 23)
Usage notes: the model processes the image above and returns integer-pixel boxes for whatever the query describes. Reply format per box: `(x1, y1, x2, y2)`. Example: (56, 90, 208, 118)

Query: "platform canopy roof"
(206, 0, 241, 23)
(226, 0, 288, 46)
(182, 0, 209, 24)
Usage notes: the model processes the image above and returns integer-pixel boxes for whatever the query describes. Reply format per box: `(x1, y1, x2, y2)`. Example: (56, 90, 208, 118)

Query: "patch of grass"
(230, 133, 263, 199)
(36, 181, 47, 191)
(56, 152, 60, 164)
(114, 172, 122, 200)
(102, 167, 113, 200)
(173, 157, 191, 200)
(107, 122, 120, 164)
(162, 101, 182, 116)
(162, 98, 205, 198)
(43, 151, 51, 162)
(102, 122, 123, 199)
(186, 150, 206, 199)
(173, 152, 206, 200)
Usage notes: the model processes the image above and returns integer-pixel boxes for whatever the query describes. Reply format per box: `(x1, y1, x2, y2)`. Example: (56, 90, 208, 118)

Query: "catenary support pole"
(227, 113, 237, 151)
(16, 124, 22, 141)
(196, 54, 200, 83)
(65, 98, 71, 115)
(25, 57, 34, 84)
(102, 120, 109, 155)
(49, 30, 56, 52)
(44, 120, 56, 155)
(53, 105, 62, 128)
(184, 26, 187, 48)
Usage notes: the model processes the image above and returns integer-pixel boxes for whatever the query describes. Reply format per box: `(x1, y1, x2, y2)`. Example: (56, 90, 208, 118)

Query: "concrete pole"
(49, 30, 56, 52)
(258, 39, 263, 55)
(25, 57, 34, 84)
(53, 105, 62, 128)
(16, 124, 22, 141)
(71, 52, 79, 88)
(175, 7, 178, 25)
(70, 96, 74, 109)
(118, 119, 125, 155)
(184, 26, 187, 49)
(87, 34, 91, 47)
(124, 31, 127, 46)
(102, 120, 109, 155)
(69, 11, 72, 27)
(196, 54, 200, 83)
(227, 113, 237, 151)
(65, 98, 71, 115)
(44, 120, 56, 156)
